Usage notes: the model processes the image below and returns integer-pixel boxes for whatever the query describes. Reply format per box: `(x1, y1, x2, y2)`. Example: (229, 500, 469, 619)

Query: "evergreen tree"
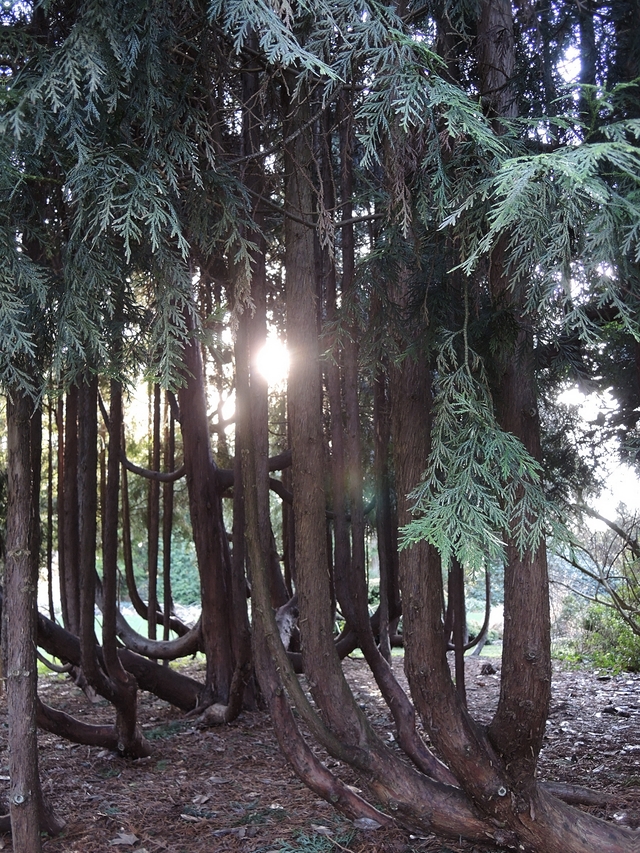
(0, 1, 639, 850)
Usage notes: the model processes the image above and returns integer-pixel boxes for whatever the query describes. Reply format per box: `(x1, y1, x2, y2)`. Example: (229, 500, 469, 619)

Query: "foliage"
(166, 539, 201, 607)
(446, 107, 640, 349)
(552, 506, 640, 642)
(400, 332, 550, 569)
(277, 829, 356, 853)
(580, 603, 640, 672)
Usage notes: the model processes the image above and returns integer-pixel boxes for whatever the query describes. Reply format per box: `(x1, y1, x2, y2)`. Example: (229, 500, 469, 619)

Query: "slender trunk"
(46, 401, 55, 619)
(449, 558, 466, 704)
(178, 310, 234, 704)
(321, 101, 351, 636)
(101, 381, 148, 755)
(373, 370, 397, 661)
(120, 435, 147, 619)
(147, 383, 161, 640)
(61, 386, 80, 634)
(4, 391, 62, 848)
(55, 397, 67, 626)
(162, 396, 175, 643)
(77, 376, 103, 688)
(102, 380, 124, 676)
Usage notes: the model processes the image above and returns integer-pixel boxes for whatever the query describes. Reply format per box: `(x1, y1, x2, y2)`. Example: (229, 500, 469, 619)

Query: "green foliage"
(167, 539, 201, 607)
(561, 603, 640, 672)
(145, 720, 191, 741)
(400, 332, 550, 569)
(208, 0, 336, 78)
(277, 829, 355, 853)
(445, 102, 640, 348)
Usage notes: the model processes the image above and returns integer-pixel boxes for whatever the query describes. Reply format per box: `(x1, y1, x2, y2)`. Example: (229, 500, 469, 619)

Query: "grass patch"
(277, 829, 356, 853)
(145, 720, 191, 740)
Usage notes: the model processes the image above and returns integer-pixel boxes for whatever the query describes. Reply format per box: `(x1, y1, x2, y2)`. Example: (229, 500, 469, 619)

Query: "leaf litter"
(0, 656, 636, 852)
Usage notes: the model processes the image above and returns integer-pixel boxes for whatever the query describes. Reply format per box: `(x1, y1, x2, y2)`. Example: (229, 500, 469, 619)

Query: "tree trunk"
(477, 0, 552, 789)
(147, 382, 161, 640)
(162, 395, 175, 643)
(4, 391, 63, 848)
(177, 309, 235, 705)
(373, 369, 398, 663)
(283, 83, 362, 738)
(60, 386, 80, 635)
(102, 380, 148, 756)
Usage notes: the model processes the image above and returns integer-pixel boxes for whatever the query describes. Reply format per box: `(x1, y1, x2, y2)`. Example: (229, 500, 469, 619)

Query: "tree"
(1, 1, 639, 851)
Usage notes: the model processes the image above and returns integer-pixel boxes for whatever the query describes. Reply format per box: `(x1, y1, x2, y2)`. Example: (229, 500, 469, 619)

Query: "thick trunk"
(391, 350, 507, 806)
(487, 317, 552, 781)
(476, 0, 552, 786)
(284, 86, 363, 741)
(477, 0, 517, 123)
(282, 81, 470, 817)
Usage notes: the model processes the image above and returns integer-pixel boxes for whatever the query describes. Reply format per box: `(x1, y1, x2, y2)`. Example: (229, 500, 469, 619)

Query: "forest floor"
(0, 654, 638, 853)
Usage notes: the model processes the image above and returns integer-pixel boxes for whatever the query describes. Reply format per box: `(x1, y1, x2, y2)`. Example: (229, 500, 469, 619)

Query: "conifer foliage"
(1, 1, 639, 851)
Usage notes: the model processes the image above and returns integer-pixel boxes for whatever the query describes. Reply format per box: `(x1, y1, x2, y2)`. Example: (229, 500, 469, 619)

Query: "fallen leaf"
(353, 817, 383, 830)
(191, 794, 210, 805)
(108, 831, 139, 847)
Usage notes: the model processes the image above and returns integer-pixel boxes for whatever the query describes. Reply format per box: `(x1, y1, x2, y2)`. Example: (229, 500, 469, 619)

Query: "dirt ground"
(0, 655, 638, 853)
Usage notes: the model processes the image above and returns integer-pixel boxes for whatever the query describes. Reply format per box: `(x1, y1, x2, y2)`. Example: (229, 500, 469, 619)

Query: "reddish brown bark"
(33, 604, 203, 712)
(60, 386, 80, 635)
(4, 391, 63, 847)
(476, 0, 552, 788)
(177, 310, 235, 705)
(284, 86, 363, 740)
(162, 396, 175, 642)
(146, 383, 161, 640)
(101, 380, 149, 757)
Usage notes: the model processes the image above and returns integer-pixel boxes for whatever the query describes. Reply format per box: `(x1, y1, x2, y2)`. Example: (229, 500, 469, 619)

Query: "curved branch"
(578, 505, 640, 559)
(35, 605, 204, 712)
(120, 451, 186, 483)
(37, 698, 122, 750)
(94, 581, 201, 658)
(217, 450, 292, 492)
(36, 650, 73, 674)
(112, 608, 203, 660)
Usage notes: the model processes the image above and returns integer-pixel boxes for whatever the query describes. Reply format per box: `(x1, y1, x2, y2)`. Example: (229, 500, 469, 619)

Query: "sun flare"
(255, 335, 289, 388)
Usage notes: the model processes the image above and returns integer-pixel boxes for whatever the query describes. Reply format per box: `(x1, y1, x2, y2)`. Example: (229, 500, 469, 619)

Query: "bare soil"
(0, 655, 638, 853)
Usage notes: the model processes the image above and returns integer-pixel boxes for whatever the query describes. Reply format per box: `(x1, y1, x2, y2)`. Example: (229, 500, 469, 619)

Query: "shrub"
(169, 539, 201, 606)
(581, 604, 640, 673)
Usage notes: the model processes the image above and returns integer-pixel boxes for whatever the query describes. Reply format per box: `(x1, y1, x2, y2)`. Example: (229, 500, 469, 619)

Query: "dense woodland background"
(1, 0, 639, 851)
